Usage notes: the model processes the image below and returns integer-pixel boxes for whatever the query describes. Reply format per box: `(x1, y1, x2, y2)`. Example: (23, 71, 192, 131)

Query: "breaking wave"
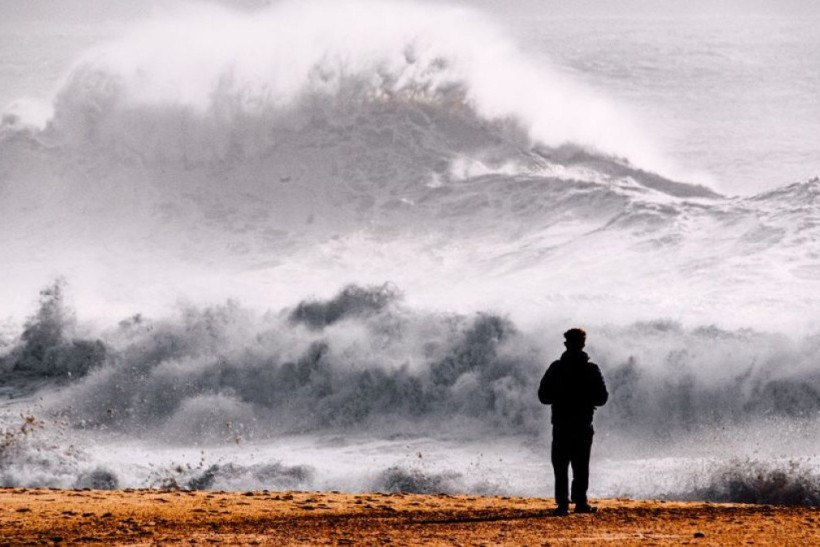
(678, 459, 820, 506)
(149, 461, 315, 492)
(1, 281, 817, 443)
(0, 280, 106, 379)
(6, 0, 818, 332)
(34, 0, 662, 174)
(376, 466, 464, 494)
(0, 281, 817, 497)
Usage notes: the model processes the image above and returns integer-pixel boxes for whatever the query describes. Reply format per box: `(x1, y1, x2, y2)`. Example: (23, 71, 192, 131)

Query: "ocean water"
(516, 14, 820, 195)
(0, 1, 818, 504)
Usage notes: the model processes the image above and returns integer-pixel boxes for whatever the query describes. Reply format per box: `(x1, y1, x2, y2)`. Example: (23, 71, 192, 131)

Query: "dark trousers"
(551, 425, 593, 506)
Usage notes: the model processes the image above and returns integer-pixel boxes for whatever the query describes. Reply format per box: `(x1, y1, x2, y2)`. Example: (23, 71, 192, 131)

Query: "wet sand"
(0, 488, 816, 545)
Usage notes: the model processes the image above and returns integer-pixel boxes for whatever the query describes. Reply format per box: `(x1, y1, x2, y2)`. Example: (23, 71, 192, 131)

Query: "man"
(538, 328, 608, 516)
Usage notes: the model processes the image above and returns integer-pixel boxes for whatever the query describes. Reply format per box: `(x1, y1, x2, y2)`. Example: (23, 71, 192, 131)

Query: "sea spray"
(677, 458, 820, 506)
(1, 282, 815, 440)
(0, 280, 106, 379)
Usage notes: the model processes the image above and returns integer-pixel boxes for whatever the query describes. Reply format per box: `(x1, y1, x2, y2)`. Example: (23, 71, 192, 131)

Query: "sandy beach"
(0, 488, 816, 545)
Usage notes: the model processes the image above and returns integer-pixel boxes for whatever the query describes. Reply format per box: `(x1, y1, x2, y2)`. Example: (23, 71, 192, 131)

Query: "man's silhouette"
(538, 328, 608, 516)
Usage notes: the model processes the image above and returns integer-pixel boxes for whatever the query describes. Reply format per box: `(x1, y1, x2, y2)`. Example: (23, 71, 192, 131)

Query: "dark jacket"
(538, 350, 608, 428)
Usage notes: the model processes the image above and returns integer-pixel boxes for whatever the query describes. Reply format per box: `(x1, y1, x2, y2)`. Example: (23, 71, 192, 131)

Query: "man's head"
(564, 328, 586, 352)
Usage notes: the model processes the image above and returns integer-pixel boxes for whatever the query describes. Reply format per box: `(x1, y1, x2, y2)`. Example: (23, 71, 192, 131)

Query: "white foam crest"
(1, 98, 53, 130)
(46, 0, 668, 172)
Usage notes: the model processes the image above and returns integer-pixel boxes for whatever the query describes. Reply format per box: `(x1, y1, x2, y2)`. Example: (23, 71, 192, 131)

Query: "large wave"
(2, 281, 817, 441)
(2, 0, 818, 327)
(1, 0, 696, 232)
(39, 1, 665, 171)
(0, 281, 817, 500)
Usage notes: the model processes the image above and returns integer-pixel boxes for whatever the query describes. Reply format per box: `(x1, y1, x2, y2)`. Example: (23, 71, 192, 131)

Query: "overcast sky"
(1, 0, 818, 25)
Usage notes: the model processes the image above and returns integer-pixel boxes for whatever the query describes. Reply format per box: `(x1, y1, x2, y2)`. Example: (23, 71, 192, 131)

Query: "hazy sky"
(2, 0, 819, 23)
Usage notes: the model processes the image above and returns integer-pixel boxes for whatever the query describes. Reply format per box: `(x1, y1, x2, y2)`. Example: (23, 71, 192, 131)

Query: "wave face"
(0, 0, 689, 252)
(44, 1, 660, 167)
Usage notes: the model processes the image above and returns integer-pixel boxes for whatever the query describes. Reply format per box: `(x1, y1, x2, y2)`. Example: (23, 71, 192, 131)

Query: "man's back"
(539, 328, 608, 515)
(538, 349, 608, 428)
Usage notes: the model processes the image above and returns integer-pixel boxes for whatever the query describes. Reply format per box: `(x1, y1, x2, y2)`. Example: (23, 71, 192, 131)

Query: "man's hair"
(564, 328, 586, 350)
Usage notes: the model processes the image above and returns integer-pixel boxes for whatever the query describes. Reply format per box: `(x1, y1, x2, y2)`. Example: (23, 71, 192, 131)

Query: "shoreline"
(0, 488, 816, 544)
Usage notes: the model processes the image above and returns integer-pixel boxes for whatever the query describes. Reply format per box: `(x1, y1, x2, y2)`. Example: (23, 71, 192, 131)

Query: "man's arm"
(589, 364, 608, 406)
(538, 362, 558, 405)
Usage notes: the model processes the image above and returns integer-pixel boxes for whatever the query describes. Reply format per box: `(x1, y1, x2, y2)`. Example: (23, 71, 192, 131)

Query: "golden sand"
(0, 488, 816, 545)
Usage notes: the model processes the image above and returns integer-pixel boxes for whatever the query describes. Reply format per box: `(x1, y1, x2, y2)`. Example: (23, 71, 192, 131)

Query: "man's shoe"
(552, 505, 569, 517)
(574, 504, 598, 514)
